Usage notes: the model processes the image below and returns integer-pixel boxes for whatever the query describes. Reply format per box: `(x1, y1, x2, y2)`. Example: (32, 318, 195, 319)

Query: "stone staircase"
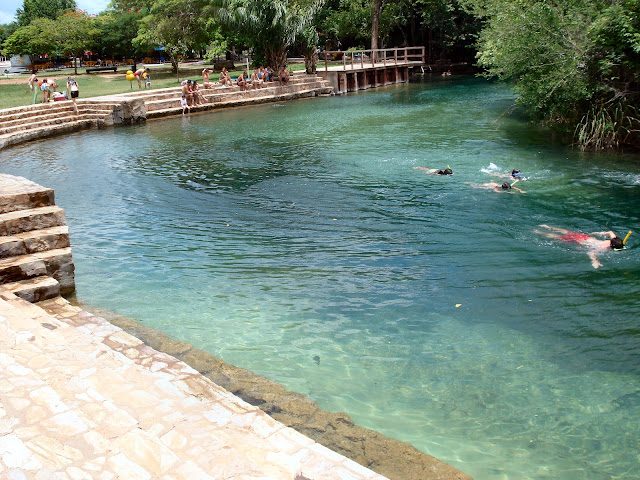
(0, 100, 117, 149)
(0, 73, 333, 149)
(143, 73, 334, 118)
(0, 174, 75, 303)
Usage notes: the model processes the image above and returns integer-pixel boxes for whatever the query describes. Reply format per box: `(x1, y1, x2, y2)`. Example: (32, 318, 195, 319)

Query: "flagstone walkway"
(0, 291, 388, 480)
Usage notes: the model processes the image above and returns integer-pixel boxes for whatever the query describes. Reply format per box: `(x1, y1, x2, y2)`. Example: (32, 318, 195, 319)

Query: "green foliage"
(212, 0, 321, 69)
(95, 10, 146, 59)
(0, 23, 18, 48)
(135, 0, 214, 75)
(315, 0, 479, 62)
(16, 0, 78, 27)
(56, 11, 101, 74)
(203, 29, 229, 63)
(471, 0, 640, 149)
(2, 18, 57, 57)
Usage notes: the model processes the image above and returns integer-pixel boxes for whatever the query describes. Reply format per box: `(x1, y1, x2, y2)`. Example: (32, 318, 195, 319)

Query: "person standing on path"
(67, 77, 79, 115)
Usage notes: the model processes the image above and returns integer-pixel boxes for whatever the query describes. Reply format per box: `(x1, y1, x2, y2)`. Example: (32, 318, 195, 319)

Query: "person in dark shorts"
(67, 77, 79, 114)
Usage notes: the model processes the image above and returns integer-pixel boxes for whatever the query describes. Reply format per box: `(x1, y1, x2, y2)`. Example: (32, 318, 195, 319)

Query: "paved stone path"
(0, 291, 388, 480)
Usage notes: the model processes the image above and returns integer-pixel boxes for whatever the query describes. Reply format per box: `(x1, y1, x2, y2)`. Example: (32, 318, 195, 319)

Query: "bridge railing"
(321, 47, 425, 72)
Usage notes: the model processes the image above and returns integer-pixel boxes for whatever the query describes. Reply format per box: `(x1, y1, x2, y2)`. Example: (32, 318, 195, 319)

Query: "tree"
(95, 10, 146, 61)
(371, 0, 382, 53)
(16, 0, 77, 27)
(56, 11, 100, 75)
(135, 0, 213, 78)
(213, 0, 321, 70)
(470, 0, 640, 149)
(1, 18, 57, 57)
(0, 23, 18, 48)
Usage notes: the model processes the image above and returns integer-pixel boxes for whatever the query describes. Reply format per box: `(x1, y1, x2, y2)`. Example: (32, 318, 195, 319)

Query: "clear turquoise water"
(2, 76, 639, 479)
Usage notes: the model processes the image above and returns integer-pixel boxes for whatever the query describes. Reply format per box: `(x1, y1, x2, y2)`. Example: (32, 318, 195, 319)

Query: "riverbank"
(0, 288, 471, 479)
(74, 300, 471, 480)
(0, 173, 471, 479)
(0, 290, 393, 479)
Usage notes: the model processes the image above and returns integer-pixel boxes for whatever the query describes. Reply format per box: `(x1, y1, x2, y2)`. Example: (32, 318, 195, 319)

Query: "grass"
(0, 63, 307, 110)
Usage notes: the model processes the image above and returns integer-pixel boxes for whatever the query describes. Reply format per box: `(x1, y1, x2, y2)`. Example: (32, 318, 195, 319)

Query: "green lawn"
(0, 63, 305, 110)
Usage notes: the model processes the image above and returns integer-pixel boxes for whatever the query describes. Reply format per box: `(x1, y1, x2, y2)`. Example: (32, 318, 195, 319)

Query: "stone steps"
(147, 87, 328, 118)
(0, 113, 106, 135)
(0, 176, 55, 214)
(0, 175, 75, 301)
(0, 74, 332, 149)
(0, 205, 67, 236)
(0, 118, 100, 150)
(2, 275, 60, 302)
(145, 78, 333, 116)
(0, 247, 74, 294)
(0, 102, 77, 121)
(0, 225, 70, 258)
(144, 79, 328, 110)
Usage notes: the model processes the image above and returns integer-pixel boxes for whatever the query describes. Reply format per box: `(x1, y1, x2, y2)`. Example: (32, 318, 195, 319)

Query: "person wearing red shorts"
(534, 224, 624, 269)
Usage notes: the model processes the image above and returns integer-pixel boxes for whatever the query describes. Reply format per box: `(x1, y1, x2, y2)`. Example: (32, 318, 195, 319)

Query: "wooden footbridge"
(317, 47, 425, 94)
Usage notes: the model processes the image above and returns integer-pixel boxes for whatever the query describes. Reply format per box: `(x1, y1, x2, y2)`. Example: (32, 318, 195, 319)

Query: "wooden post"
(351, 52, 354, 70)
(361, 50, 364, 69)
(394, 48, 398, 65)
(342, 52, 346, 71)
(325, 52, 328, 72)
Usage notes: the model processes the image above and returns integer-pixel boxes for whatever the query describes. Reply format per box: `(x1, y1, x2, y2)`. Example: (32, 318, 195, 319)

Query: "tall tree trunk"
(171, 55, 180, 82)
(371, 0, 382, 61)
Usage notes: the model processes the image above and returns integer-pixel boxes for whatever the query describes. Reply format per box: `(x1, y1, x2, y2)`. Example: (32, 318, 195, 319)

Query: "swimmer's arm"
(413, 167, 432, 172)
(590, 231, 616, 238)
(513, 187, 526, 193)
(588, 250, 602, 269)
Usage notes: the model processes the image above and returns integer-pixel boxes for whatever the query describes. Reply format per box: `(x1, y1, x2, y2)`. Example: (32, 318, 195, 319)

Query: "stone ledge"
(0, 292, 393, 480)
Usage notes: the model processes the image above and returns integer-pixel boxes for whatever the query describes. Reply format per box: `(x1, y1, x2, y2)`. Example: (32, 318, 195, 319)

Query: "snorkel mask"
(613, 231, 632, 251)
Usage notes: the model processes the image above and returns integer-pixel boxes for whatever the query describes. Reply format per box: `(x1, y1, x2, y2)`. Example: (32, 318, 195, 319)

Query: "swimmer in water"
(534, 224, 624, 269)
(414, 167, 453, 175)
(488, 168, 527, 180)
(466, 181, 526, 193)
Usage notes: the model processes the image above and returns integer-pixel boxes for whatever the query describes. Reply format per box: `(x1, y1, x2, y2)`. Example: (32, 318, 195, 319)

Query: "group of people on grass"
(414, 164, 631, 269)
(27, 69, 80, 114)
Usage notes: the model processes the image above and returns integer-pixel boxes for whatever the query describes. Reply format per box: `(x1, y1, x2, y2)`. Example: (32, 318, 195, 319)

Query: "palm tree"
(212, 0, 321, 70)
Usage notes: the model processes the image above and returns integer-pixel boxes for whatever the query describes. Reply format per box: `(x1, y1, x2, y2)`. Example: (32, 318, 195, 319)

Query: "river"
(1, 76, 639, 479)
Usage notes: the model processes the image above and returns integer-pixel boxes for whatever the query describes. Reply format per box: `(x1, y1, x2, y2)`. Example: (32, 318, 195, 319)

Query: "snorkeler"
(488, 168, 527, 180)
(466, 181, 526, 193)
(534, 224, 629, 269)
(414, 166, 453, 175)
